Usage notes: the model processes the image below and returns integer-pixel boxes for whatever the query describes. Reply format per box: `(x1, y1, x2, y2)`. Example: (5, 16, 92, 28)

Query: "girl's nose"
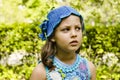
(71, 30, 77, 38)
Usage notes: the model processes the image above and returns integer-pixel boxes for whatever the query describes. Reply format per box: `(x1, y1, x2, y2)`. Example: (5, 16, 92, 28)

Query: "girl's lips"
(70, 40, 78, 45)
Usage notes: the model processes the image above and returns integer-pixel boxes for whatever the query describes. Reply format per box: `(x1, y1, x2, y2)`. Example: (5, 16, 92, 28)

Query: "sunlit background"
(0, 0, 120, 80)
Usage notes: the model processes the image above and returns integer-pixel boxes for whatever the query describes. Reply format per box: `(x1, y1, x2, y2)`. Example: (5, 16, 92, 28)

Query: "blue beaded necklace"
(54, 54, 81, 73)
(52, 54, 81, 79)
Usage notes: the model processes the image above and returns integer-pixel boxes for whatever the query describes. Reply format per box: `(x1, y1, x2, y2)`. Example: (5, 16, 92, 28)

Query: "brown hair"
(41, 38, 56, 69)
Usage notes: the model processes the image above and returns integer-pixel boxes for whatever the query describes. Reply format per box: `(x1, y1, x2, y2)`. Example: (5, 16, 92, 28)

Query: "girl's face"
(52, 15, 82, 54)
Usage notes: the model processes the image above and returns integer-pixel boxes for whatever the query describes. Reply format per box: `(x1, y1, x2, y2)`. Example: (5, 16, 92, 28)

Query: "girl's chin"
(69, 46, 79, 50)
(67, 49, 79, 53)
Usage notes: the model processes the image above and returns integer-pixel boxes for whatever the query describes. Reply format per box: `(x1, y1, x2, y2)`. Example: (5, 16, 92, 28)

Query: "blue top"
(45, 54, 91, 80)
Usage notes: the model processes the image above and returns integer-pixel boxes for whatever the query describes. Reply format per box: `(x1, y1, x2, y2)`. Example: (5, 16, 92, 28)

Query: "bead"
(53, 54, 81, 73)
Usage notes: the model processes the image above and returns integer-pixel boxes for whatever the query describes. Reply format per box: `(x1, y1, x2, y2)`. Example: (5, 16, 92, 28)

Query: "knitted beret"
(39, 6, 84, 41)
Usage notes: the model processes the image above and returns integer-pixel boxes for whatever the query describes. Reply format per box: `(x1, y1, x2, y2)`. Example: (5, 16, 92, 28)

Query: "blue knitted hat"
(39, 6, 84, 41)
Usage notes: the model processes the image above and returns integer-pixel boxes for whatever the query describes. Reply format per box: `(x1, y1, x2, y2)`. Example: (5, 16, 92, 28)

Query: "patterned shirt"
(45, 54, 91, 80)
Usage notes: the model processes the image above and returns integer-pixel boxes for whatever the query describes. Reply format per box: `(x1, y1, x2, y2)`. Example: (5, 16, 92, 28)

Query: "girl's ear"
(51, 38, 55, 42)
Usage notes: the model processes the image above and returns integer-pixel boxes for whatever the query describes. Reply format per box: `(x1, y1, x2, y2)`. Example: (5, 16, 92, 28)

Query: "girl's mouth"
(70, 40, 78, 46)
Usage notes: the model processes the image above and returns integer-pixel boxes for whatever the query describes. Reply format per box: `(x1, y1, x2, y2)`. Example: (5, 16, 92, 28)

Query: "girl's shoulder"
(87, 61, 96, 80)
(30, 62, 46, 80)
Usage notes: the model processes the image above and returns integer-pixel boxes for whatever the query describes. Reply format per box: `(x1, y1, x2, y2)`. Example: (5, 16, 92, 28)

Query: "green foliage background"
(0, 0, 120, 80)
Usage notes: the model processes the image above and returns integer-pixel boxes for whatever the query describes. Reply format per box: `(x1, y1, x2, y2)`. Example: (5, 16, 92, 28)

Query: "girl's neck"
(55, 52, 77, 65)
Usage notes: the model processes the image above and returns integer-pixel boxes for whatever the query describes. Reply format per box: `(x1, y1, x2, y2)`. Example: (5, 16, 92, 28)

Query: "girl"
(30, 6, 96, 80)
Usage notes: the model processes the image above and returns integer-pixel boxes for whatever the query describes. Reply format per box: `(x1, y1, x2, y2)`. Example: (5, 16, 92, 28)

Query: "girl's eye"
(61, 28, 70, 32)
(75, 27, 81, 31)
